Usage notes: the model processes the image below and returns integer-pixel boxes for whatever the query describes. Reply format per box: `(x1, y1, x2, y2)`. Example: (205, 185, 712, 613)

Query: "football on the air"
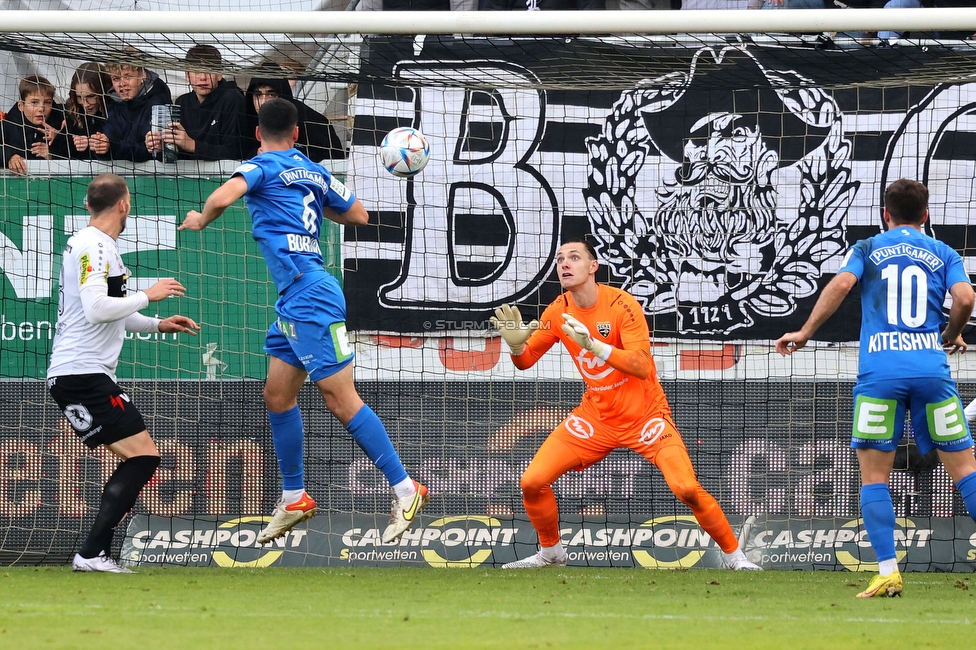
(379, 127, 430, 178)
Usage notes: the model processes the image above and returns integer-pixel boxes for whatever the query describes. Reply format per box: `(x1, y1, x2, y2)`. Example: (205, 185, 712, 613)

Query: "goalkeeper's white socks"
(723, 548, 762, 570)
(965, 398, 976, 423)
(539, 543, 567, 563)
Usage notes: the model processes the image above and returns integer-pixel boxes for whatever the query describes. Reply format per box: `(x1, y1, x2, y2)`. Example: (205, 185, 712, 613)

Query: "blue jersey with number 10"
(233, 148, 356, 295)
(839, 225, 969, 382)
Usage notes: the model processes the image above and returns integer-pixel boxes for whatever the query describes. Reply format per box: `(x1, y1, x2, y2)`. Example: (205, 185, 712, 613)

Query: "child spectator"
(103, 60, 172, 162)
(146, 44, 246, 161)
(65, 62, 113, 160)
(1, 75, 68, 175)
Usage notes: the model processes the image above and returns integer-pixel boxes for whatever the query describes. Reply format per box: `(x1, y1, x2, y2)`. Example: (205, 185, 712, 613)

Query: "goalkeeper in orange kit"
(491, 239, 760, 570)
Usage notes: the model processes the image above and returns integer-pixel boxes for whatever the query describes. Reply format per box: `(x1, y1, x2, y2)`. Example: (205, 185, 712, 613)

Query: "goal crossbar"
(2, 9, 976, 36)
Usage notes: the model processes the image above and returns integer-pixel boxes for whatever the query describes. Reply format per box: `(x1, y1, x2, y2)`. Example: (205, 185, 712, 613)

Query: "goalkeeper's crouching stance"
(491, 238, 760, 570)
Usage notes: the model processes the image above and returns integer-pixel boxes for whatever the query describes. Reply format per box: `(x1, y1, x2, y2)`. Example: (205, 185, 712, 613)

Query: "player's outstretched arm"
(775, 271, 857, 356)
(490, 304, 538, 356)
(180, 176, 248, 232)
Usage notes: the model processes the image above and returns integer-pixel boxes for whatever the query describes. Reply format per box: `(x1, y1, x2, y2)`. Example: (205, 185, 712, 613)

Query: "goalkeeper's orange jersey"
(515, 284, 670, 429)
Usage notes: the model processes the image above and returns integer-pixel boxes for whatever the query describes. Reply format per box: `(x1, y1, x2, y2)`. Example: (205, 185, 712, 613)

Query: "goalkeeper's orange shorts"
(548, 410, 687, 468)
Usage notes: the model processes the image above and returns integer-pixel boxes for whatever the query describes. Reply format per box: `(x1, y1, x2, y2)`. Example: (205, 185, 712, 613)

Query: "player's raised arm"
(180, 175, 248, 231)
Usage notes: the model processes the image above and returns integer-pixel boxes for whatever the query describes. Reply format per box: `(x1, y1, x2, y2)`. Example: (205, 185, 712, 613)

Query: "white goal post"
(2, 8, 976, 35)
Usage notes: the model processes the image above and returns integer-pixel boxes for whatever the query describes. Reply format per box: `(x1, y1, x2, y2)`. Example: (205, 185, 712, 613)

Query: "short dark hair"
(884, 179, 928, 225)
(19, 75, 55, 101)
(86, 174, 130, 215)
(562, 237, 598, 261)
(258, 98, 298, 140)
(185, 44, 222, 68)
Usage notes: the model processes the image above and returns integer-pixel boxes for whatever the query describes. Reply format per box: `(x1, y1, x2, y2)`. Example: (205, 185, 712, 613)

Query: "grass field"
(1, 567, 973, 649)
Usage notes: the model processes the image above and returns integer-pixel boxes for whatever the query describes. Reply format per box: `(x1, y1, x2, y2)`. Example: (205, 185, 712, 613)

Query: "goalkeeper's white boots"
(382, 481, 429, 543)
(723, 548, 762, 571)
(72, 551, 134, 573)
(257, 491, 317, 544)
(502, 548, 568, 569)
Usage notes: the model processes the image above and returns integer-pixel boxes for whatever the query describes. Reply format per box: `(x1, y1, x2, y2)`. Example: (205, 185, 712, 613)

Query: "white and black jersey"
(47, 226, 159, 381)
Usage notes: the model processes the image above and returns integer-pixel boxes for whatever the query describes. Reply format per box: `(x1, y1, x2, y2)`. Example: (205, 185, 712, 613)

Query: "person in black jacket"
(146, 44, 245, 161)
(65, 62, 113, 161)
(243, 67, 345, 162)
(103, 61, 172, 162)
(1, 75, 68, 175)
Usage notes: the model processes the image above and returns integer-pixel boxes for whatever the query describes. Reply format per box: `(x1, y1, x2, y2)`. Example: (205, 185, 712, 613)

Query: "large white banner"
(346, 37, 976, 342)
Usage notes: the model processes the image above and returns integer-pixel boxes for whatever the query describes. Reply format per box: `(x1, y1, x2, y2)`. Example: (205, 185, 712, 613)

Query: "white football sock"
(393, 477, 416, 499)
(878, 558, 898, 577)
(281, 489, 305, 504)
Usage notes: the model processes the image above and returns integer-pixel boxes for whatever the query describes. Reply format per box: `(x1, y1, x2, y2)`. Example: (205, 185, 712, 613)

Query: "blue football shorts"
(264, 274, 355, 382)
(851, 377, 973, 454)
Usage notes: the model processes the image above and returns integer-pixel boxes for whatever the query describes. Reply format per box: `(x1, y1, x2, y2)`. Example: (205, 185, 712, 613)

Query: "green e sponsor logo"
(927, 397, 968, 442)
(330, 322, 353, 362)
(853, 396, 896, 440)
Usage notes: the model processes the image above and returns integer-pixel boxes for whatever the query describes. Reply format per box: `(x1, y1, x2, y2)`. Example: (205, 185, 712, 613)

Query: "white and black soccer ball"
(379, 127, 430, 178)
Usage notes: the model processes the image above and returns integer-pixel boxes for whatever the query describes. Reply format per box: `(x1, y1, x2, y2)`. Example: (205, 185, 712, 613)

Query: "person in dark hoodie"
(243, 65, 345, 162)
(103, 60, 172, 162)
(1, 75, 69, 175)
(65, 62, 113, 161)
(146, 44, 245, 161)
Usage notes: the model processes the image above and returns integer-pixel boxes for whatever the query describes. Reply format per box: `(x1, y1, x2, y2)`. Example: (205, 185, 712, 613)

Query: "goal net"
(2, 9, 976, 571)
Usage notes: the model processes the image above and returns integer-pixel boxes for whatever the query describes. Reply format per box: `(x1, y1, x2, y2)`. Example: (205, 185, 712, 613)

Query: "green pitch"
(1, 568, 973, 649)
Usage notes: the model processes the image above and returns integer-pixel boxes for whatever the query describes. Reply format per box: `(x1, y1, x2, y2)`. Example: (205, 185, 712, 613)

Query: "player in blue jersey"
(181, 98, 427, 544)
(777, 179, 976, 598)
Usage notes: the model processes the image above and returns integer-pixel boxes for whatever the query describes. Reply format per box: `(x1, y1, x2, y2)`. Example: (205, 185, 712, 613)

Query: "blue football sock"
(860, 483, 897, 562)
(268, 406, 305, 492)
(347, 404, 408, 486)
(958, 471, 976, 524)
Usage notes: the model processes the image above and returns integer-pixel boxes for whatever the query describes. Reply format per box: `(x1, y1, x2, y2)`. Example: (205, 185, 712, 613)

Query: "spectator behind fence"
(146, 44, 245, 162)
(65, 62, 113, 161)
(243, 67, 345, 162)
(1, 75, 68, 175)
(103, 60, 172, 163)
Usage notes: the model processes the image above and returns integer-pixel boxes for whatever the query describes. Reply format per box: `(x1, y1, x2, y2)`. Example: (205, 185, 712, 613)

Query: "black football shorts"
(48, 373, 147, 449)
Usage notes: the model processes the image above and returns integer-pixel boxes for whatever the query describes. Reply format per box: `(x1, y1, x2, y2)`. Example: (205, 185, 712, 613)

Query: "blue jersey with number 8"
(839, 225, 969, 382)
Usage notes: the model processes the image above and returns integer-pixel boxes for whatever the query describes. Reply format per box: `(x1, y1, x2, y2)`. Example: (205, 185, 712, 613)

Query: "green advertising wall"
(0, 163, 340, 380)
